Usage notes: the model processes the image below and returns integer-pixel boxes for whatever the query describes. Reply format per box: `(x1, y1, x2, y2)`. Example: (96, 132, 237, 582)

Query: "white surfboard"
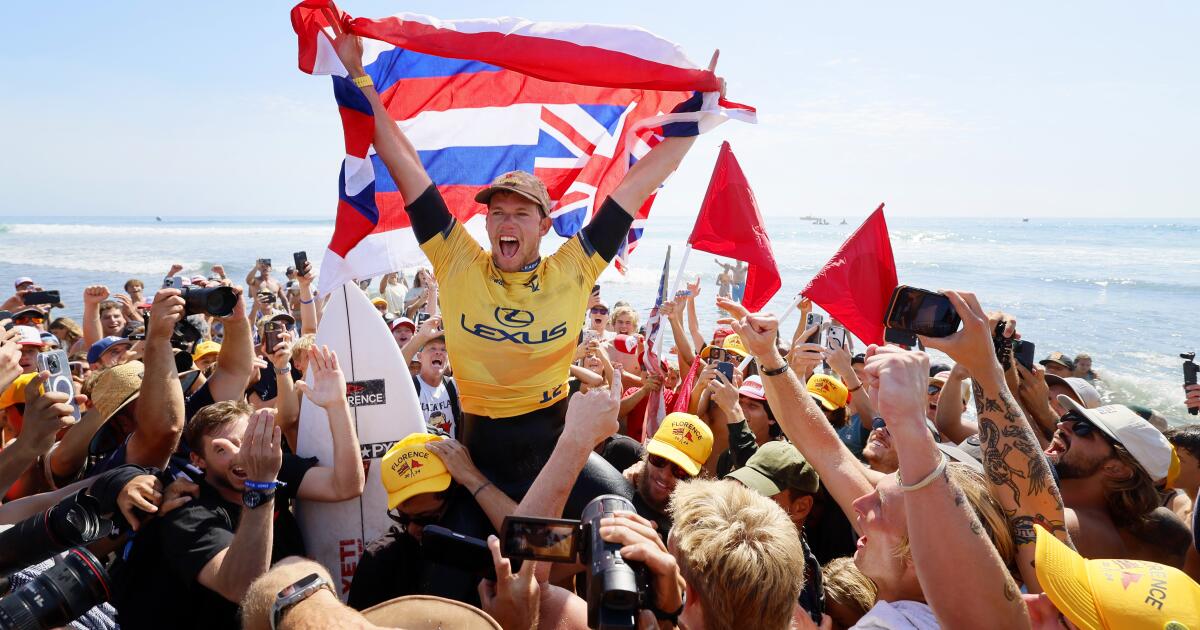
(296, 284, 426, 599)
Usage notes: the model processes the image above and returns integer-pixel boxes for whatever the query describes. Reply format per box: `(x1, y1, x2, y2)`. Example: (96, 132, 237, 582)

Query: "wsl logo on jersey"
(346, 379, 387, 407)
(460, 309, 568, 345)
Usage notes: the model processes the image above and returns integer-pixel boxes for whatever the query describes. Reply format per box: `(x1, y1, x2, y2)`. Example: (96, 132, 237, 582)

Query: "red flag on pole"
(687, 141, 781, 312)
(801, 205, 897, 345)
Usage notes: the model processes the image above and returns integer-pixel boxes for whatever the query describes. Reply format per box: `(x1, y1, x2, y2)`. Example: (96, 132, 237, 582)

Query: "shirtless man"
(244, 260, 287, 306)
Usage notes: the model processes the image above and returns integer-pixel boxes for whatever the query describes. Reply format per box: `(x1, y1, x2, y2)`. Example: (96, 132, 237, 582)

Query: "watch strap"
(271, 573, 333, 630)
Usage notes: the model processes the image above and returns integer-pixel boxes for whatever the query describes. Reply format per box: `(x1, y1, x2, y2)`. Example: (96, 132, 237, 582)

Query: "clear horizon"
(1, 1, 1197, 219)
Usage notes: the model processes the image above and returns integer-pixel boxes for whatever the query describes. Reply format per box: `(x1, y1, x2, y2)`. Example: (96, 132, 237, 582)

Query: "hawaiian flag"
(641, 247, 671, 444)
(291, 1, 756, 293)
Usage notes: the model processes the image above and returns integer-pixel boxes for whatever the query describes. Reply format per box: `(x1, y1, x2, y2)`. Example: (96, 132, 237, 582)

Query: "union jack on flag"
(291, 1, 756, 294)
(641, 246, 671, 443)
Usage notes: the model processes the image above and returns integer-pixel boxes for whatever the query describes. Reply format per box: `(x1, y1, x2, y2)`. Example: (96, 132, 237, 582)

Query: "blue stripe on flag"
(552, 207, 588, 237)
(338, 161, 379, 224)
(368, 48, 501, 94)
(332, 76, 372, 116)
(414, 130, 580, 185)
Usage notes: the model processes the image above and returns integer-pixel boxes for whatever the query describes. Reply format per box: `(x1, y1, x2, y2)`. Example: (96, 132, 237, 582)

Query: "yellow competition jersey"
(422, 220, 608, 417)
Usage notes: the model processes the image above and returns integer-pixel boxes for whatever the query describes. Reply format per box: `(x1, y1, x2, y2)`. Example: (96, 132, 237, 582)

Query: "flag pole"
(668, 245, 692, 297)
(737, 292, 803, 372)
(650, 246, 672, 366)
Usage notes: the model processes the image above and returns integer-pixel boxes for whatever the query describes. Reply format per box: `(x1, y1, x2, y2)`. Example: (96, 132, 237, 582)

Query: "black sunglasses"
(1061, 412, 1105, 440)
(590, 306, 609, 315)
(927, 384, 943, 396)
(647, 454, 690, 480)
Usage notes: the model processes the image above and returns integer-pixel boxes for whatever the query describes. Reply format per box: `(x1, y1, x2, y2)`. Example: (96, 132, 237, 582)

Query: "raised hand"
(147, 288, 185, 342)
(705, 371, 739, 414)
(211, 264, 226, 278)
(268, 331, 294, 370)
(862, 346, 930, 433)
(686, 275, 701, 299)
(0, 322, 22, 391)
(17, 372, 85, 454)
(562, 367, 622, 451)
(823, 339, 855, 380)
(239, 409, 283, 484)
(479, 535, 540, 630)
(294, 346, 347, 410)
(83, 285, 110, 306)
(321, 6, 366, 77)
(425, 439, 487, 488)
(168, 263, 184, 277)
(599, 512, 685, 621)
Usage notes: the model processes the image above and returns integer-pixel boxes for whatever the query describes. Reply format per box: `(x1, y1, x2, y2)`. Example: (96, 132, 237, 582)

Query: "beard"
(1054, 452, 1107, 480)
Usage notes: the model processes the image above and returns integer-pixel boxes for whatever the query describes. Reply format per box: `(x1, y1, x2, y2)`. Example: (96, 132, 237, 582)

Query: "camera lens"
(0, 548, 111, 630)
(181, 287, 236, 318)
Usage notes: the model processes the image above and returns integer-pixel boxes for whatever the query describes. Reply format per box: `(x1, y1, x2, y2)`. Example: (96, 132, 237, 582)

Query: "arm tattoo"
(978, 385, 1065, 530)
(1011, 513, 1069, 546)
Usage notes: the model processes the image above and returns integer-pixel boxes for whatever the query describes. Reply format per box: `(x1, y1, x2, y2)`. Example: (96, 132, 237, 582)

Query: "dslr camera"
(162, 276, 237, 318)
(501, 495, 651, 629)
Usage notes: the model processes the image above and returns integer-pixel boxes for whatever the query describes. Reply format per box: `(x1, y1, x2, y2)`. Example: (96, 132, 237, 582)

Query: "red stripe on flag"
(373, 187, 487, 235)
(329, 199, 377, 257)
(349, 17, 720, 92)
(540, 108, 596, 156)
(338, 107, 375, 157)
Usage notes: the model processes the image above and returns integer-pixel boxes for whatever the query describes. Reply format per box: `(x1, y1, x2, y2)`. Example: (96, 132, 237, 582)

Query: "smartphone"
(257, 291, 276, 304)
(69, 361, 87, 378)
(258, 258, 271, 268)
(804, 312, 824, 346)
(1013, 340, 1036, 371)
(716, 361, 735, 383)
(1184, 353, 1199, 416)
(22, 290, 60, 307)
(293, 251, 308, 273)
(884, 286, 962, 338)
(162, 276, 184, 290)
(421, 525, 496, 580)
(826, 325, 847, 351)
(262, 321, 284, 352)
(591, 284, 600, 296)
(500, 516, 581, 562)
(417, 312, 432, 325)
(993, 321, 1014, 370)
(36, 350, 81, 422)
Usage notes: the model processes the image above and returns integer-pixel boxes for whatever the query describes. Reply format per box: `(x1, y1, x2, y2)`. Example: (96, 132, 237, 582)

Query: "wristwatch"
(271, 572, 334, 630)
(242, 487, 276, 509)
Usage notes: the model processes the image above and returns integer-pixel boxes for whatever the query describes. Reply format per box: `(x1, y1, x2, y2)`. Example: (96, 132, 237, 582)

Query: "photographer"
(182, 285, 256, 419)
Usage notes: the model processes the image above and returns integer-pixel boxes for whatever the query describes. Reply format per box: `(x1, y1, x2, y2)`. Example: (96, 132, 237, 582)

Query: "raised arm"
(294, 347, 365, 502)
(328, 22, 431, 203)
(426, 439, 516, 532)
(198, 410, 282, 602)
(401, 316, 442, 365)
(932, 363, 979, 444)
(127, 288, 186, 469)
(268, 331, 300, 450)
(207, 288, 255, 402)
(0, 373, 80, 497)
(297, 262, 320, 335)
(921, 291, 1070, 592)
(663, 299, 694, 374)
(866, 346, 1028, 630)
(684, 277, 705, 352)
(81, 285, 109, 349)
(722, 298, 874, 524)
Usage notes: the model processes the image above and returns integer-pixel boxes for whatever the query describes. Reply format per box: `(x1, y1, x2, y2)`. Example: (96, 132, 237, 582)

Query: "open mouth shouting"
(231, 465, 248, 483)
(497, 235, 520, 261)
(1045, 431, 1070, 459)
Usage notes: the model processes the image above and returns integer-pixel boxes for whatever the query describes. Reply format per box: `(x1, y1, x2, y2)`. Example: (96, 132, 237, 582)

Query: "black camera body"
(1184, 352, 1198, 416)
(500, 495, 651, 629)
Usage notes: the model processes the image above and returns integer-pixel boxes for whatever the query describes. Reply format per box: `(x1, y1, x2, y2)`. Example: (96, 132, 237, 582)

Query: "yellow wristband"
(352, 75, 373, 89)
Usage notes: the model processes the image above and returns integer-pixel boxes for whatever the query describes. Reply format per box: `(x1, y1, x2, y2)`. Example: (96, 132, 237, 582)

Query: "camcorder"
(1184, 352, 1198, 416)
(0, 491, 114, 630)
(501, 495, 651, 629)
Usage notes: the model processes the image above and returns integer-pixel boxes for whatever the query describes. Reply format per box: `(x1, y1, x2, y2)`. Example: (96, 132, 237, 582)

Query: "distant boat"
(155, 216, 162, 222)
(840, 218, 848, 225)
(1022, 218, 1029, 223)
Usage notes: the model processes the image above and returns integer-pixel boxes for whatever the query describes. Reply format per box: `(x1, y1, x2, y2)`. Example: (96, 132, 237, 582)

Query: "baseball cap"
(711, 325, 735, 345)
(727, 441, 819, 496)
(361, 595, 502, 630)
(474, 170, 552, 215)
(268, 311, 296, 326)
(13, 307, 46, 321)
(738, 375, 766, 401)
(929, 363, 952, 376)
(13, 277, 33, 290)
(0, 373, 38, 410)
(39, 332, 59, 348)
(1127, 404, 1169, 433)
(391, 317, 416, 332)
(381, 433, 452, 509)
(14, 325, 45, 347)
(1035, 524, 1200, 630)
(807, 374, 849, 411)
(721, 334, 749, 359)
(371, 297, 388, 309)
(1040, 352, 1075, 370)
(192, 340, 222, 363)
(87, 336, 133, 364)
(938, 443, 984, 475)
(611, 334, 639, 356)
(1059, 396, 1173, 483)
(647, 412, 713, 477)
(189, 275, 207, 284)
(1045, 375, 1102, 409)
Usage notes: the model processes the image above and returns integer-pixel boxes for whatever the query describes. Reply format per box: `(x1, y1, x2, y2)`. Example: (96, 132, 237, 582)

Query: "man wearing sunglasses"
(1045, 395, 1190, 565)
(11, 307, 48, 331)
(634, 412, 714, 539)
(586, 301, 613, 341)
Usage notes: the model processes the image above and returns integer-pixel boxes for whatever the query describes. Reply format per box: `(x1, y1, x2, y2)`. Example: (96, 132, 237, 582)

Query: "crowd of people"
(2, 26, 1199, 630)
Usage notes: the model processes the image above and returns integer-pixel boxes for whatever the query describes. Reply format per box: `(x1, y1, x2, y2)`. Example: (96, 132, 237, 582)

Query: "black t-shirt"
(249, 363, 303, 403)
(632, 488, 672, 543)
(184, 379, 216, 423)
(113, 453, 317, 630)
(347, 526, 425, 611)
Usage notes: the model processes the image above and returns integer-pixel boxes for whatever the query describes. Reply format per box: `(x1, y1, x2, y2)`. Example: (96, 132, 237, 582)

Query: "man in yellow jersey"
(329, 29, 713, 508)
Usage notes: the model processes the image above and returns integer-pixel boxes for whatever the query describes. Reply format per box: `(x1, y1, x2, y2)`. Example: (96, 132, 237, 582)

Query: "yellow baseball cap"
(381, 433, 452, 510)
(1036, 525, 1200, 629)
(721, 334, 749, 359)
(647, 412, 713, 477)
(192, 340, 222, 363)
(807, 374, 849, 410)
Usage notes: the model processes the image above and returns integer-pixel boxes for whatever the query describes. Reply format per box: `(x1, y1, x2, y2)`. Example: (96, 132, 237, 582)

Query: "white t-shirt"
(853, 600, 939, 630)
(418, 376, 456, 437)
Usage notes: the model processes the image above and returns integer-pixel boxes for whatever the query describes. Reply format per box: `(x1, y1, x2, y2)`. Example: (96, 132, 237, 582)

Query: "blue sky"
(1, 1, 1196, 219)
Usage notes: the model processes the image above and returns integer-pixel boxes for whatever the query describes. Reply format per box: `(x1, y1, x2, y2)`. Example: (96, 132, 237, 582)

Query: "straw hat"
(362, 595, 500, 629)
(91, 361, 144, 422)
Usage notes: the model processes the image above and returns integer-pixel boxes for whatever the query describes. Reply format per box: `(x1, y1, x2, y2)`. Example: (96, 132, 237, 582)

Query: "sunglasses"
(647, 454, 691, 480)
(590, 306, 609, 315)
(14, 315, 45, 325)
(928, 385, 943, 397)
(1061, 412, 1105, 440)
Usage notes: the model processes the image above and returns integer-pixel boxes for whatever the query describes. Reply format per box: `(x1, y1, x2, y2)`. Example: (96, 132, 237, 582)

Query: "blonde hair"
(669, 479, 804, 630)
(611, 305, 639, 329)
(290, 334, 317, 362)
(822, 557, 877, 621)
(893, 463, 1017, 572)
(49, 317, 83, 344)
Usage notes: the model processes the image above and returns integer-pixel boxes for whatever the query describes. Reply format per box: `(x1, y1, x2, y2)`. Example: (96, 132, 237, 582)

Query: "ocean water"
(1, 215, 1196, 422)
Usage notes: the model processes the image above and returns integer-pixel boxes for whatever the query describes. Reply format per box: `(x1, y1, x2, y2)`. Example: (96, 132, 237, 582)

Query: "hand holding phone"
(1184, 353, 1199, 416)
(36, 350, 81, 422)
(826, 325, 847, 351)
(22, 290, 60, 307)
(884, 286, 962, 338)
(716, 361, 735, 383)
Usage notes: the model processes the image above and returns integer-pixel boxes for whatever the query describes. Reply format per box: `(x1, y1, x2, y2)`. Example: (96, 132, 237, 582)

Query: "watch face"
(243, 490, 264, 509)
